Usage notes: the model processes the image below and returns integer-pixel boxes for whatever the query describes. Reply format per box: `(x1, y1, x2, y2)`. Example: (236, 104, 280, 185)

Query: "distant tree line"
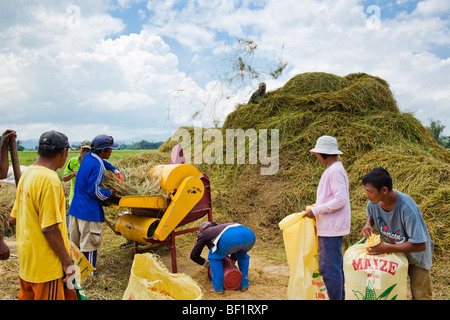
(117, 140, 164, 150)
(70, 139, 163, 150)
(427, 119, 450, 149)
(17, 141, 25, 151)
(1, 137, 163, 151)
(0, 137, 25, 151)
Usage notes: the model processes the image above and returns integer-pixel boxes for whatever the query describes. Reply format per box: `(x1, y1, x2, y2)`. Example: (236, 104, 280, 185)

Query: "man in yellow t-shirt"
(10, 131, 76, 300)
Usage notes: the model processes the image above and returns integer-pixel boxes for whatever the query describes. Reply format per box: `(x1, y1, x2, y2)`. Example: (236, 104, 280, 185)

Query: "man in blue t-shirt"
(361, 167, 433, 300)
(68, 135, 121, 273)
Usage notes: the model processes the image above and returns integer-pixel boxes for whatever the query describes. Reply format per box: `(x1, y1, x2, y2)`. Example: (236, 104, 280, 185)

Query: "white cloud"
(0, 4, 210, 141)
(155, 0, 449, 134)
(413, 0, 450, 16)
(1, 0, 449, 143)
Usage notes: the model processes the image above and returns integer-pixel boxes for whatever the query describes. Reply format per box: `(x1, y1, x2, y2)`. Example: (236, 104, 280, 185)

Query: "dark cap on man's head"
(91, 134, 120, 151)
(39, 130, 73, 150)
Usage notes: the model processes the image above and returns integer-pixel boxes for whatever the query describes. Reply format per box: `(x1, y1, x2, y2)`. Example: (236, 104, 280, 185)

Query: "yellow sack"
(279, 212, 329, 300)
(344, 238, 408, 300)
(123, 253, 203, 300)
(68, 240, 94, 285)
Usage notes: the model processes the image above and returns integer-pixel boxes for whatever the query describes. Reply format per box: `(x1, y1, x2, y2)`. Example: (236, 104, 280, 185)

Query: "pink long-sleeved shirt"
(311, 161, 351, 237)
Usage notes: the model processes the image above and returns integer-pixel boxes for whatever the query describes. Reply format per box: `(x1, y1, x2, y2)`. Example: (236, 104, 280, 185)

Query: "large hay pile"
(194, 72, 449, 260)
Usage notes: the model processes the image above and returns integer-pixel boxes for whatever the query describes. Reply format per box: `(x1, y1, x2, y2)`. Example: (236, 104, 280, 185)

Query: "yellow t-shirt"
(11, 165, 69, 283)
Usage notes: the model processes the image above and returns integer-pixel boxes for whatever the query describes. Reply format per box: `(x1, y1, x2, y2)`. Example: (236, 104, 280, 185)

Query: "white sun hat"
(309, 135, 343, 155)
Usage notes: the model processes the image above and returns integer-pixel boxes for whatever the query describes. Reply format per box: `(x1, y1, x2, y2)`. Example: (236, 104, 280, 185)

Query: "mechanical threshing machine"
(109, 160, 214, 273)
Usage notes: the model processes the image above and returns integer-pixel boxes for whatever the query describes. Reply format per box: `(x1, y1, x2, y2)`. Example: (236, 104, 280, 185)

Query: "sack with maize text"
(344, 238, 408, 300)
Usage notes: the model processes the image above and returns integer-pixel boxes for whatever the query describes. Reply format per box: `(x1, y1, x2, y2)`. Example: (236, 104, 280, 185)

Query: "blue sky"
(0, 0, 449, 143)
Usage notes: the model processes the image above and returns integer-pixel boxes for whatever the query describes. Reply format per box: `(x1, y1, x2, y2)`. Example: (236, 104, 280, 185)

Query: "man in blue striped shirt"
(68, 135, 121, 274)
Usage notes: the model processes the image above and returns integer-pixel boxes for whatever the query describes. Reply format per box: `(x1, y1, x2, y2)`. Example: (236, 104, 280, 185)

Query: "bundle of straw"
(0, 183, 15, 236)
(101, 162, 164, 198)
(101, 170, 135, 198)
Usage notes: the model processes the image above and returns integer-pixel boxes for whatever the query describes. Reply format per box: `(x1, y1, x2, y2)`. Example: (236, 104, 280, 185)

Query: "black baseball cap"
(39, 130, 74, 150)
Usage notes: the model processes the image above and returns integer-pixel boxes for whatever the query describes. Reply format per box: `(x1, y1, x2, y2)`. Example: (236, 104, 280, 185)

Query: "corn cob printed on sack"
(123, 253, 203, 300)
(279, 212, 329, 300)
(344, 237, 408, 300)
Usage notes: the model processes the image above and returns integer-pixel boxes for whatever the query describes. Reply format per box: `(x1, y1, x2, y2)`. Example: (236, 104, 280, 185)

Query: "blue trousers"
(208, 226, 255, 292)
(318, 236, 345, 300)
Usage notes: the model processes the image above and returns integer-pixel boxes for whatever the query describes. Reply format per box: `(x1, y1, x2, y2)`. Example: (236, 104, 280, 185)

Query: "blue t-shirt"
(366, 190, 433, 270)
(68, 152, 118, 222)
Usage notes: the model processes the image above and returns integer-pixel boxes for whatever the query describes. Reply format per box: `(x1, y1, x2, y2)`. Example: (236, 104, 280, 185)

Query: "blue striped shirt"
(68, 152, 118, 222)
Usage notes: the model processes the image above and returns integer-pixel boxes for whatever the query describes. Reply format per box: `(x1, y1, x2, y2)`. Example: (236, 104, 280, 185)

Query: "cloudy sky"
(0, 0, 449, 143)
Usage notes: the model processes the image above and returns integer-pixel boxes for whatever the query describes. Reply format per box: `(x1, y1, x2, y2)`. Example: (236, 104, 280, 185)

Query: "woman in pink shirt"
(304, 135, 351, 300)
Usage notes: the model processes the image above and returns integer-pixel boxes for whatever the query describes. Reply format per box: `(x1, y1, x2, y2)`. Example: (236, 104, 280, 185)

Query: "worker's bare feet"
(240, 287, 248, 292)
(207, 287, 224, 295)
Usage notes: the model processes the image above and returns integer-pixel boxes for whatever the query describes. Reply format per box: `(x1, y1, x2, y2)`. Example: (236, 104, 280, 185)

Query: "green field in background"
(9, 150, 152, 179)
(11, 149, 148, 166)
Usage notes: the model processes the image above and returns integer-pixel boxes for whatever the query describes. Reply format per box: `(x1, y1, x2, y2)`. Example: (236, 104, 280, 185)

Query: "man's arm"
(190, 237, 208, 267)
(62, 171, 76, 182)
(42, 224, 75, 282)
(0, 130, 16, 179)
(103, 160, 123, 181)
(62, 158, 76, 182)
(361, 215, 426, 255)
(361, 215, 375, 238)
(86, 165, 111, 201)
(367, 241, 426, 255)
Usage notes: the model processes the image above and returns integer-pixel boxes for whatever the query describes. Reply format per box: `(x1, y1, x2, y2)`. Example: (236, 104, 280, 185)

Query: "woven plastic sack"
(64, 278, 88, 300)
(344, 238, 408, 300)
(123, 253, 203, 300)
(279, 212, 329, 300)
(68, 240, 94, 285)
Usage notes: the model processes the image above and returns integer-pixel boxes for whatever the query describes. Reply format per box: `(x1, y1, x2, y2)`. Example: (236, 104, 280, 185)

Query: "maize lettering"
(351, 258, 399, 275)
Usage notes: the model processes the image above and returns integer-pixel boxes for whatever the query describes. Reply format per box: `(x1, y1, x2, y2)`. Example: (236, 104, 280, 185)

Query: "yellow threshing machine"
(110, 163, 213, 273)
